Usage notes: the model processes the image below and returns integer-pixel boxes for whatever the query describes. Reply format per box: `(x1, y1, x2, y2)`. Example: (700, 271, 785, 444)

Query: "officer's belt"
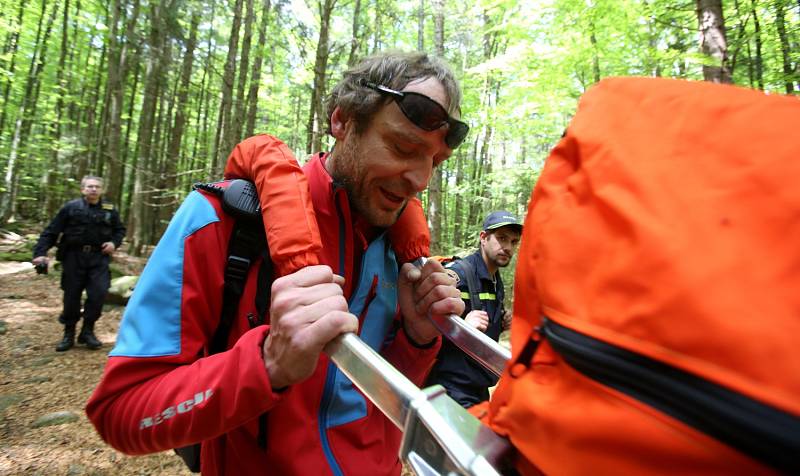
(65, 244, 103, 253)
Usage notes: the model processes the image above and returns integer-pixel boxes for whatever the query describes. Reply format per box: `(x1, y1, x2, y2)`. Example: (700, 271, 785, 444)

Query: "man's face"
(81, 179, 103, 204)
(480, 226, 521, 269)
(328, 77, 455, 227)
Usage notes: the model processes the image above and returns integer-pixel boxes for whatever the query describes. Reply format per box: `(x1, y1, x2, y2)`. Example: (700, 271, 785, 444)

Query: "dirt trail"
(0, 258, 191, 476)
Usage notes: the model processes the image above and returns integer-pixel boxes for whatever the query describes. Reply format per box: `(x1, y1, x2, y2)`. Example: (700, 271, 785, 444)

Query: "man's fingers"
(411, 271, 456, 306)
(273, 265, 338, 290)
(427, 296, 466, 318)
(414, 277, 462, 316)
(305, 311, 359, 350)
(271, 282, 346, 316)
(400, 263, 422, 283)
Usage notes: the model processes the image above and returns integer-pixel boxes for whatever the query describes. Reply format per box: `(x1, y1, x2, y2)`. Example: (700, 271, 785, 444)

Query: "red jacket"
(86, 151, 440, 475)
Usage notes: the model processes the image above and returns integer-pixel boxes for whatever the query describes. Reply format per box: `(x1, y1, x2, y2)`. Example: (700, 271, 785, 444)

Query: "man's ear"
(330, 106, 350, 140)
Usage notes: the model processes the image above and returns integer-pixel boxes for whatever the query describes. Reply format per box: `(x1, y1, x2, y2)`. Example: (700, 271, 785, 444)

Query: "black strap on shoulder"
(208, 180, 268, 355)
(452, 259, 482, 311)
(209, 219, 265, 354)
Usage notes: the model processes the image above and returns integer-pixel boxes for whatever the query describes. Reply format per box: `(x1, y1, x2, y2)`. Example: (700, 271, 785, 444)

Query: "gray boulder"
(105, 275, 138, 305)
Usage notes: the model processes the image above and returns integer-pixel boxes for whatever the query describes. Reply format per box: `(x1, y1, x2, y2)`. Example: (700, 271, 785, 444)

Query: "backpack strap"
(205, 179, 268, 354)
(451, 258, 483, 312)
(209, 219, 266, 354)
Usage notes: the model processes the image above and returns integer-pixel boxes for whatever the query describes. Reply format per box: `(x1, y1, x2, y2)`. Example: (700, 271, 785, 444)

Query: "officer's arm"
(32, 206, 68, 258)
(110, 208, 126, 248)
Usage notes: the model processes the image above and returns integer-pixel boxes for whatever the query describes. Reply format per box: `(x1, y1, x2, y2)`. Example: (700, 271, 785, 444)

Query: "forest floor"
(0, 229, 191, 476)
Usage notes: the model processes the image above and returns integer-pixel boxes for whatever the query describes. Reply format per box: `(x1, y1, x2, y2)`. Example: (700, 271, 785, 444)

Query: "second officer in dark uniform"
(32, 176, 126, 351)
(426, 211, 522, 408)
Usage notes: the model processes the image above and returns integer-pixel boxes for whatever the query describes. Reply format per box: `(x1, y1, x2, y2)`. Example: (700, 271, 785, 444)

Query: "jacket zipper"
(317, 190, 357, 476)
(531, 317, 799, 474)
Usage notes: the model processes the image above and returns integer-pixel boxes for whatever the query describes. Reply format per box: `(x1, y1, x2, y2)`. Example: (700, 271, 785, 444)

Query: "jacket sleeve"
(33, 205, 69, 258)
(223, 134, 321, 277)
(85, 191, 283, 455)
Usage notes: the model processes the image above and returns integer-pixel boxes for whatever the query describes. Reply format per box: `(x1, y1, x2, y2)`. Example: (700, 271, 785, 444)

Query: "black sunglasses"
(362, 81, 469, 149)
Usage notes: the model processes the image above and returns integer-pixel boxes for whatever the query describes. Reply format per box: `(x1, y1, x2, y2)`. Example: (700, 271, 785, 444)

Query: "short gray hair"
(325, 51, 463, 135)
(81, 175, 104, 187)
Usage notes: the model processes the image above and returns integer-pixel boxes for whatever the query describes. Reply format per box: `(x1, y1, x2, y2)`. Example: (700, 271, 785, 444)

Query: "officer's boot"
(77, 321, 102, 350)
(55, 324, 76, 352)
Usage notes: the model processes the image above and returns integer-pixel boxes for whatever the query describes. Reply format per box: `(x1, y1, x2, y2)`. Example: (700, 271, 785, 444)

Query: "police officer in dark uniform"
(426, 210, 522, 408)
(32, 176, 126, 351)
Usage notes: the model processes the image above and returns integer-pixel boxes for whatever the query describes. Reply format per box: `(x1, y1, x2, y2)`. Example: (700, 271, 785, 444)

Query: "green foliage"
(0, 0, 797, 259)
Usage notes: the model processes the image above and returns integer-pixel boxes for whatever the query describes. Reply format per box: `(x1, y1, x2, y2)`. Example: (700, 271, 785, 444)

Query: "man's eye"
(394, 145, 415, 157)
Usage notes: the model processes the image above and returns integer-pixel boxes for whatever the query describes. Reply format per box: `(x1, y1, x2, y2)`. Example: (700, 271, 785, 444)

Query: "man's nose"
(403, 160, 433, 194)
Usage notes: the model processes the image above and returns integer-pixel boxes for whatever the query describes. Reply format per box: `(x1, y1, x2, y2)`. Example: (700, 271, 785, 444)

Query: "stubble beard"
(490, 251, 511, 269)
(331, 131, 403, 228)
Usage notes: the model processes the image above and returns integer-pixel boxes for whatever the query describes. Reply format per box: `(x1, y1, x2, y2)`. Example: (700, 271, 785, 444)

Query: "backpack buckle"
(225, 255, 251, 284)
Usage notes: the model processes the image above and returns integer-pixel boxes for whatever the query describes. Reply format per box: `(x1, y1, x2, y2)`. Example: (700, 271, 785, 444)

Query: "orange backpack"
(486, 78, 800, 475)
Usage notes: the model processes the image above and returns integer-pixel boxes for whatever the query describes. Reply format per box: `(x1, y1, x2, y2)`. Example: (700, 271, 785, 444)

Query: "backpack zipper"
(539, 317, 800, 474)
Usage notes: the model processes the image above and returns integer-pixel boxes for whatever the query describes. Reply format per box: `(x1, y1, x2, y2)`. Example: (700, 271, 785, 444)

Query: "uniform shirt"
(427, 250, 504, 407)
(33, 198, 126, 257)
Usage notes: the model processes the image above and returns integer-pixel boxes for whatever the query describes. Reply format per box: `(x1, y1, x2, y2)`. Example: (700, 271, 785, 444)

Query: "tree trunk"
(245, 0, 272, 137)
(306, 0, 336, 153)
(775, 1, 796, 94)
(749, 0, 763, 90)
(80, 42, 107, 178)
(590, 24, 601, 83)
(121, 59, 141, 220)
(695, 0, 732, 83)
(105, 0, 141, 205)
(194, 1, 217, 177)
(467, 127, 490, 238)
(348, 0, 362, 66)
(213, 0, 244, 174)
(452, 150, 465, 247)
(417, 0, 425, 51)
(130, 0, 173, 255)
(162, 10, 199, 227)
(44, 0, 72, 219)
(427, 0, 445, 253)
(1, 1, 59, 223)
(233, 0, 255, 143)
(372, 3, 383, 54)
(0, 3, 25, 140)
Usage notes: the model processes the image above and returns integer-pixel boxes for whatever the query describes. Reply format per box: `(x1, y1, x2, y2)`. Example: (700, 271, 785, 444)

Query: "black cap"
(482, 211, 522, 232)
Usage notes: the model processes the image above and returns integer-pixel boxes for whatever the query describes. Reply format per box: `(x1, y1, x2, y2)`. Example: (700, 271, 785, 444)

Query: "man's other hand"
(32, 256, 49, 266)
(101, 242, 116, 255)
(502, 309, 512, 331)
(263, 265, 356, 390)
(398, 260, 464, 345)
(465, 310, 489, 332)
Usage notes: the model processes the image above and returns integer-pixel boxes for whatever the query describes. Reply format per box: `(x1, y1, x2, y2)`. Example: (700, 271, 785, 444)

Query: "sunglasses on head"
(362, 80, 469, 149)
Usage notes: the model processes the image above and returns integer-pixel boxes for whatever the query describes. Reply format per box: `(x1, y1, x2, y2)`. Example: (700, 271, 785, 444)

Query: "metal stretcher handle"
(324, 333, 514, 476)
(320, 258, 519, 475)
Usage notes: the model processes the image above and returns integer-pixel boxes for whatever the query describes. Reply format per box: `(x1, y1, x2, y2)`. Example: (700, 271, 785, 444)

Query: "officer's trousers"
(59, 250, 111, 325)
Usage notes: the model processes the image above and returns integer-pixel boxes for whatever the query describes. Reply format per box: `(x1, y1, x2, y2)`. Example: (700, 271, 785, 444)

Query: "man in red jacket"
(86, 51, 469, 475)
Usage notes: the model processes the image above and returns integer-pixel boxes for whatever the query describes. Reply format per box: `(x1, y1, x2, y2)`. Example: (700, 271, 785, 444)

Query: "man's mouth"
(380, 188, 406, 206)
